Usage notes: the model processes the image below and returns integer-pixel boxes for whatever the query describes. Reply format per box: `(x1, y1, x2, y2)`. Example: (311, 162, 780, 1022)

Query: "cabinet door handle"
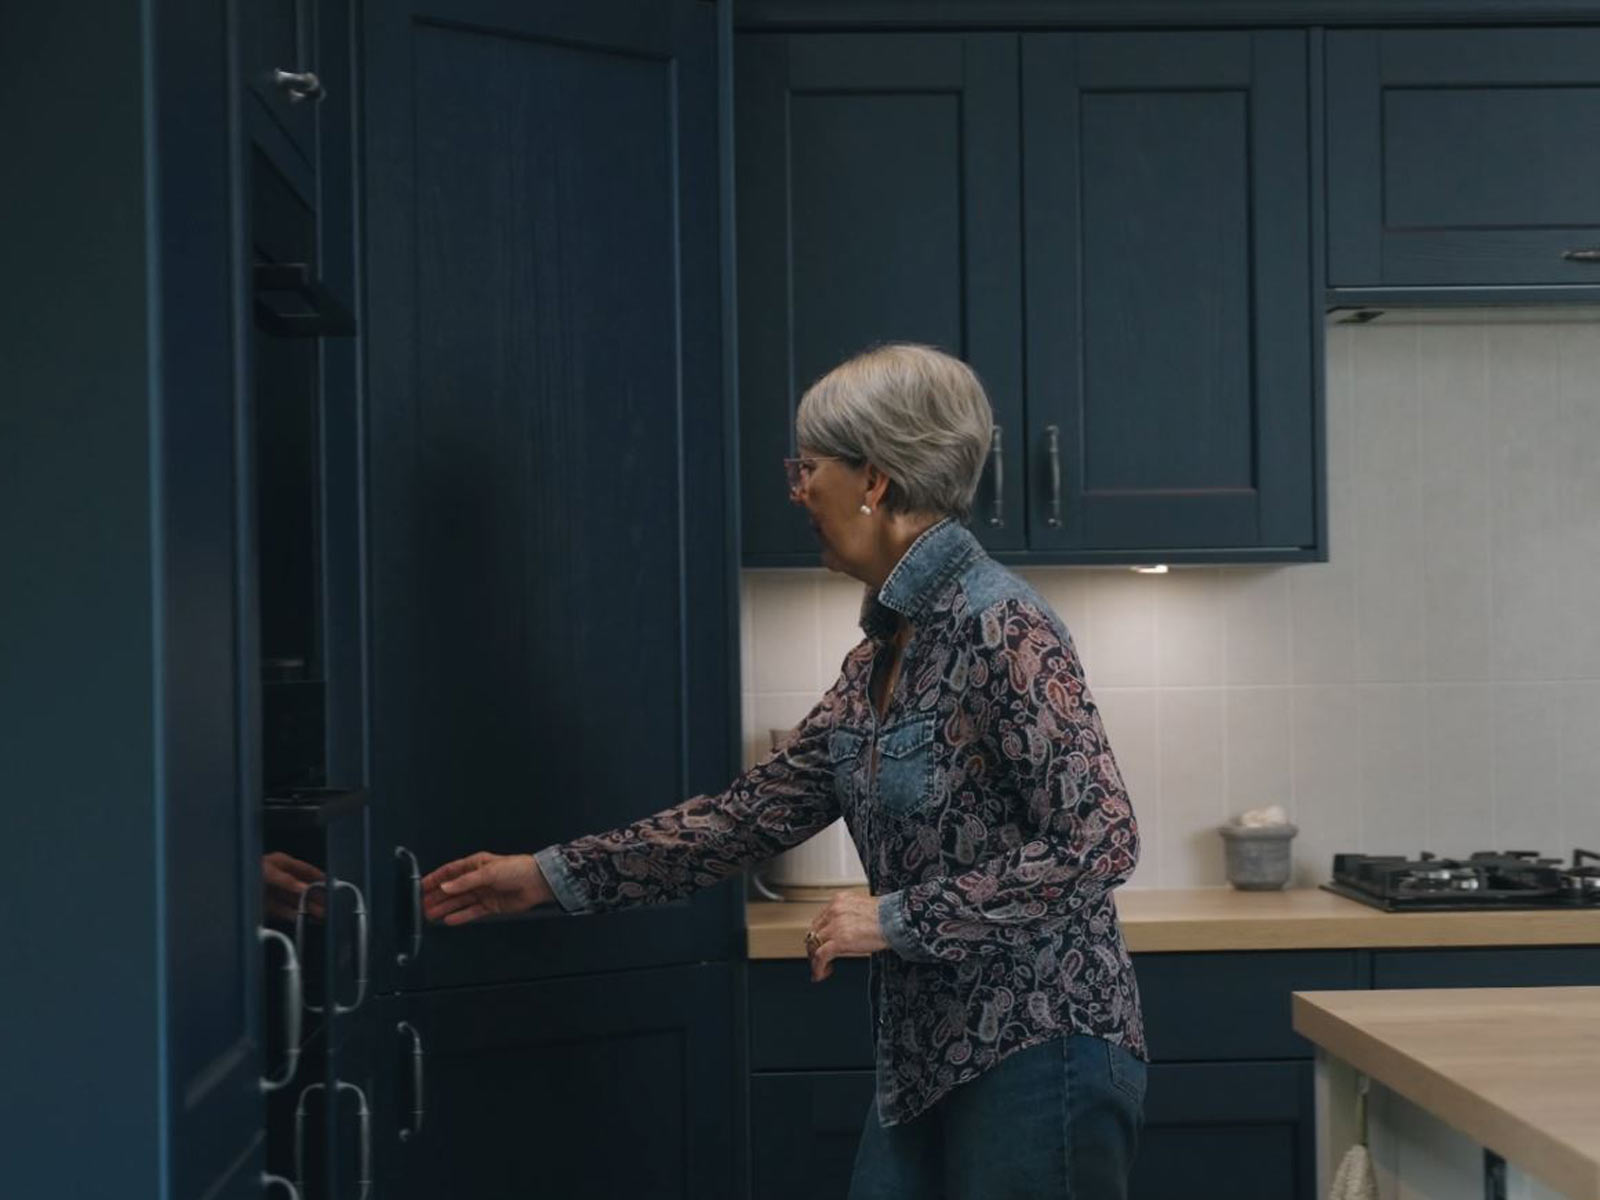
(272, 68, 324, 103)
(395, 846, 423, 966)
(295, 1082, 372, 1200)
(1562, 248, 1600, 263)
(338, 1081, 373, 1200)
(397, 1021, 426, 1141)
(1044, 425, 1063, 528)
(337, 881, 369, 1014)
(258, 927, 302, 1093)
(293, 1083, 323, 1196)
(261, 1173, 300, 1200)
(301, 880, 370, 1014)
(986, 427, 1004, 528)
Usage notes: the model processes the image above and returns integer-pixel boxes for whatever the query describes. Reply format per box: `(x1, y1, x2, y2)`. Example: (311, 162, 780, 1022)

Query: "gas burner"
(1324, 849, 1600, 911)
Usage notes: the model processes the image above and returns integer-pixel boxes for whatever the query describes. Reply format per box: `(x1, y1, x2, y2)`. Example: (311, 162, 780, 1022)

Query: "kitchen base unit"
(1295, 987, 1600, 1200)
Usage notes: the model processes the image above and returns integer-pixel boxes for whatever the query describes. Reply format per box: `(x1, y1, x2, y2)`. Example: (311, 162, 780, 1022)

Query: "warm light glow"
(1131, 564, 1169, 575)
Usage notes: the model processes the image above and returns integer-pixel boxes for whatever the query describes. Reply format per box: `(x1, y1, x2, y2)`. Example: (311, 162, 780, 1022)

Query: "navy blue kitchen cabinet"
(1328, 28, 1600, 294)
(360, 0, 745, 1194)
(743, 947, 1600, 1200)
(736, 33, 1026, 561)
(365, 0, 739, 997)
(375, 966, 741, 1199)
(1022, 32, 1320, 561)
(6, 1, 269, 1196)
(736, 29, 1323, 566)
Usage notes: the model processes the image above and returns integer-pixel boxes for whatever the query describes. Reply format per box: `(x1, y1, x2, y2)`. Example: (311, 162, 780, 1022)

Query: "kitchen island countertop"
(1293, 986, 1600, 1200)
(746, 887, 1600, 957)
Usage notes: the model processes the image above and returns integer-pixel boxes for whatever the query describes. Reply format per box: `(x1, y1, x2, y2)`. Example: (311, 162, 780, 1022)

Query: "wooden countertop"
(746, 888, 1600, 958)
(1293, 987, 1600, 1200)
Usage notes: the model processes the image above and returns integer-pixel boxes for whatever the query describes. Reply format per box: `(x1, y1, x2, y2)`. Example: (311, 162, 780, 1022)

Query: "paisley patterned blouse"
(535, 518, 1145, 1126)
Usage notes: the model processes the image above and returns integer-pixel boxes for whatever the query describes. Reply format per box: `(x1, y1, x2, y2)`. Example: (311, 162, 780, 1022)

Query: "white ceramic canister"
(762, 728, 867, 899)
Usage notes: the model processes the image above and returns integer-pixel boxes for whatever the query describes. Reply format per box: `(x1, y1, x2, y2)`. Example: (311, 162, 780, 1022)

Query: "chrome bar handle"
(1562, 248, 1600, 262)
(397, 1021, 425, 1141)
(295, 881, 329, 1014)
(261, 1173, 301, 1200)
(293, 1082, 324, 1196)
(1044, 425, 1063, 528)
(299, 880, 370, 1013)
(337, 881, 369, 1013)
(986, 426, 1004, 528)
(272, 68, 325, 103)
(258, 927, 302, 1092)
(337, 1082, 373, 1200)
(395, 846, 423, 966)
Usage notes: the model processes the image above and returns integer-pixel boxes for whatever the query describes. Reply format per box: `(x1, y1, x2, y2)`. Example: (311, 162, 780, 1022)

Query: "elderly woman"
(422, 343, 1146, 1199)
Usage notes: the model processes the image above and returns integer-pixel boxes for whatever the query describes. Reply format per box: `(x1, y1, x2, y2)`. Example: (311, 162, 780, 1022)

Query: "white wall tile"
(1093, 687, 1161, 889)
(1155, 569, 1227, 687)
(1488, 326, 1574, 682)
(1359, 686, 1429, 854)
(1493, 683, 1565, 854)
(1557, 325, 1600, 679)
(1085, 570, 1159, 687)
(1560, 682, 1600, 854)
(1290, 687, 1363, 886)
(745, 571, 818, 692)
(1158, 689, 1227, 886)
(1417, 326, 1492, 682)
(1225, 688, 1293, 820)
(1222, 569, 1291, 684)
(1350, 327, 1426, 682)
(1423, 685, 1495, 854)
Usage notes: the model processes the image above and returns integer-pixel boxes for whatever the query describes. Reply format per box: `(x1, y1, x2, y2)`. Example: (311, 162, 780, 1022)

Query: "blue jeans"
(847, 1034, 1147, 1200)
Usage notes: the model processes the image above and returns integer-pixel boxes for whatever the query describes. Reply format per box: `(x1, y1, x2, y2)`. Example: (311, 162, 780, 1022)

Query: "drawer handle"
(1562, 248, 1600, 263)
(272, 68, 324, 103)
(258, 927, 302, 1093)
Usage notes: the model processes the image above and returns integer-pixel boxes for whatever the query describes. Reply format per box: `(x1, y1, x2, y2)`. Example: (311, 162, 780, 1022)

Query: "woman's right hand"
(421, 851, 553, 925)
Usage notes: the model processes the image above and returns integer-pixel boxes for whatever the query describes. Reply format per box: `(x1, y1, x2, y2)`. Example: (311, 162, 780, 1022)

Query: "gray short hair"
(796, 343, 994, 522)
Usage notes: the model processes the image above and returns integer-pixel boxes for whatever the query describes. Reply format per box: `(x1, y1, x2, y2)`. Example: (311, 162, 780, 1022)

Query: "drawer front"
(1135, 951, 1363, 1062)
(751, 1072, 877, 1200)
(1373, 946, 1600, 990)
(750, 959, 873, 1070)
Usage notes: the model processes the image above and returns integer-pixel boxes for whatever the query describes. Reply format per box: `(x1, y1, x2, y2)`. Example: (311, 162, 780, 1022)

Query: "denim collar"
(860, 518, 984, 642)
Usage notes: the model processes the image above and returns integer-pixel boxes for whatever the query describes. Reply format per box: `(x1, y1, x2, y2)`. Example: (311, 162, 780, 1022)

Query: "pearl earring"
(859, 504, 873, 515)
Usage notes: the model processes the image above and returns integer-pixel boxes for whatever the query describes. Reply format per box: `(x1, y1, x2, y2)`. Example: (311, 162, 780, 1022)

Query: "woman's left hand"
(806, 891, 889, 982)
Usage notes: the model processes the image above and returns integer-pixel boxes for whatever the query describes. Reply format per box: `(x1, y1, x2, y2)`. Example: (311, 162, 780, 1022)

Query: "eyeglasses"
(783, 455, 847, 496)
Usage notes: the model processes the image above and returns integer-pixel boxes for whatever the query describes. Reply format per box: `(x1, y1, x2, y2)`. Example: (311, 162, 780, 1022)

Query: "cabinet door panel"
(1023, 31, 1317, 555)
(1133, 1061, 1315, 1200)
(381, 967, 737, 1200)
(738, 33, 1025, 563)
(365, 0, 736, 991)
(1328, 29, 1600, 288)
(751, 1072, 876, 1200)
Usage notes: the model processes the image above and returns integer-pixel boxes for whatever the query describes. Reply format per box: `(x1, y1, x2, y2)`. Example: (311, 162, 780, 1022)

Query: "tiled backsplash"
(740, 319, 1600, 889)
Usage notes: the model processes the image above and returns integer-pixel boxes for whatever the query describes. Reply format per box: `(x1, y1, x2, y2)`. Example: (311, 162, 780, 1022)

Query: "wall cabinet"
(1328, 28, 1600, 292)
(737, 29, 1323, 566)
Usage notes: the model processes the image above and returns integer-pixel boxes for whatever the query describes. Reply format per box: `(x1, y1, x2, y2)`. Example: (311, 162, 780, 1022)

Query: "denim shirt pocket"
(876, 712, 938, 818)
(828, 728, 867, 809)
